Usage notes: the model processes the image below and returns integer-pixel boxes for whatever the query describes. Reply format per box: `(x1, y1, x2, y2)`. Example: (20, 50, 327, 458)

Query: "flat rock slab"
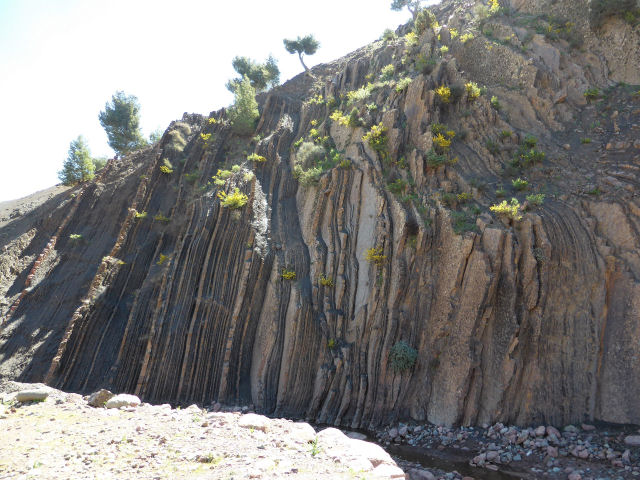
(15, 389, 49, 402)
(105, 394, 141, 409)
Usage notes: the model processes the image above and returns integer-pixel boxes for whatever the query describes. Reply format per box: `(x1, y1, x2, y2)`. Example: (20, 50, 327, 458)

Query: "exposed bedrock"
(1, 0, 639, 430)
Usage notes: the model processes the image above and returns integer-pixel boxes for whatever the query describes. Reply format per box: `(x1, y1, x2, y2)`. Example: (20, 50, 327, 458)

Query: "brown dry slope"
(0, 0, 639, 431)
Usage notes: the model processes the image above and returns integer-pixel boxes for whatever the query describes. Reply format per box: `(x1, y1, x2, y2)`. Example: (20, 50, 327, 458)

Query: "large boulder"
(105, 393, 141, 409)
(14, 389, 49, 402)
(87, 389, 114, 408)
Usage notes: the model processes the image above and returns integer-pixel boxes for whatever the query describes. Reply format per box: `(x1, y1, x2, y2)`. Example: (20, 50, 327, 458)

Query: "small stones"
(105, 394, 141, 409)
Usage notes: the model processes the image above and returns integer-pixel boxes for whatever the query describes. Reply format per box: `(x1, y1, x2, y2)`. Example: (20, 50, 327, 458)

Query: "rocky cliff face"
(1, 0, 639, 430)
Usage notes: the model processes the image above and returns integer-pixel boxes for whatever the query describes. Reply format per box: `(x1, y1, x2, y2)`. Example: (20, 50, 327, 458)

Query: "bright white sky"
(0, 0, 438, 201)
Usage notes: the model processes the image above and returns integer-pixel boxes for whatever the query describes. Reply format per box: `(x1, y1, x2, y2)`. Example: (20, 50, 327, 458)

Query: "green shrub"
(382, 28, 398, 42)
(319, 275, 334, 287)
(426, 149, 446, 168)
(165, 129, 187, 154)
(294, 165, 323, 186)
(395, 77, 412, 92)
(499, 130, 512, 139)
(583, 87, 601, 101)
(228, 76, 259, 135)
(518, 148, 545, 167)
(159, 159, 173, 174)
(362, 123, 389, 160)
(157, 254, 169, 266)
(414, 8, 437, 34)
(490, 96, 502, 110)
(512, 177, 529, 190)
(465, 82, 482, 101)
(581, 137, 592, 144)
(523, 135, 538, 149)
(327, 338, 337, 349)
(69, 234, 83, 241)
(217, 188, 249, 209)
(365, 246, 386, 266)
(490, 198, 522, 220)
(526, 193, 545, 206)
(134, 211, 148, 219)
(348, 108, 363, 127)
(380, 64, 395, 81)
(248, 153, 267, 162)
(281, 268, 296, 280)
(154, 213, 170, 223)
(451, 210, 478, 234)
(330, 110, 350, 127)
(388, 178, 408, 195)
(435, 85, 451, 103)
(415, 54, 437, 74)
(460, 33, 475, 43)
(389, 341, 418, 372)
(439, 45, 449, 55)
(297, 142, 326, 168)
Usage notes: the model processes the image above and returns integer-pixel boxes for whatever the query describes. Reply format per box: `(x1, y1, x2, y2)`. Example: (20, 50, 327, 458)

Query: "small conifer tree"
(228, 76, 259, 135)
(58, 136, 95, 185)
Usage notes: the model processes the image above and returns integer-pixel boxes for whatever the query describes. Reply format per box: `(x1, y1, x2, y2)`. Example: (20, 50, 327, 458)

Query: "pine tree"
(390, 0, 423, 19)
(283, 35, 320, 72)
(58, 136, 95, 185)
(98, 91, 146, 156)
(228, 76, 259, 135)
(226, 55, 280, 93)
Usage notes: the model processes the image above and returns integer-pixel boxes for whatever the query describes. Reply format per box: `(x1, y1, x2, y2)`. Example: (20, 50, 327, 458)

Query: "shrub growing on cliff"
(98, 91, 146, 156)
(217, 188, 249, 209)
(228, 76, 259, 136)
(58, 136, 95, 185)
(281, 268, 296, 280)
(389, 341, 418, 372)
(413, 8, 437, 34)
(363, 123, 389, 161)
(435, 85, 451, 103)
(490, 198, 522, 220)
(365, 246, 386, 266)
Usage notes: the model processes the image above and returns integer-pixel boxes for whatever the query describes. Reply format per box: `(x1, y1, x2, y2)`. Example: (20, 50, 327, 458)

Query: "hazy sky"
(0, 0, 437, 202)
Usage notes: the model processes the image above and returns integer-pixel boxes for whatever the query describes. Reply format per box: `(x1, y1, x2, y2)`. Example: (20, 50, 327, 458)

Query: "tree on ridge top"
(283, 35, 320, 73)
(98, 91, 146, 157)
(391, 0, 424, 19)
(226, 55, 280, 93)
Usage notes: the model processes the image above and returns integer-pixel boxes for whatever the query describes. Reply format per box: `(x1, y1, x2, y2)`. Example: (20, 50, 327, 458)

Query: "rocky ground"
(2, 383, 639, 479)
(0, 382, 409, 480)
(378, 420, 640, 480)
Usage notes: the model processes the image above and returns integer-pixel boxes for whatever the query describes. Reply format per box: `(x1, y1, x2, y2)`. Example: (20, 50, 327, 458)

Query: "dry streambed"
(0, 383, 407, 479)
